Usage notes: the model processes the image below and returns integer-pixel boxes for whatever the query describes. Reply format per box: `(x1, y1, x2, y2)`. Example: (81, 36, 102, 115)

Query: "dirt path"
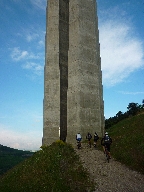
(75, 144, 144, 192)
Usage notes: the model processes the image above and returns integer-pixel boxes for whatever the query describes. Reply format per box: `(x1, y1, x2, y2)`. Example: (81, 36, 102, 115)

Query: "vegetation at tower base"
(0, 141, 95, 192)
(106, 111, 144, 174)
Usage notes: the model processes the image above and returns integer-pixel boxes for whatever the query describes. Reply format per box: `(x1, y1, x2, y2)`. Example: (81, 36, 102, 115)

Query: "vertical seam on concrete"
(59, 0, 69, 141)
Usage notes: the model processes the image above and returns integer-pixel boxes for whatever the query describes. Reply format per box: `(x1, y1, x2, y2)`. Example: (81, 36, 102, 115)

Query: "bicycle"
(77, 140, 81, 149)
(86, 133, 92, 148)
(88, 140, 91, 148)
(93, 141, 98, 149)
(105, 145, 110, 163)
(94, 142, 97, 148)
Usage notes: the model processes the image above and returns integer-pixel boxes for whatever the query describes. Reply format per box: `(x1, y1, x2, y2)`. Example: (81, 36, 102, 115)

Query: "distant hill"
(0, 141, 95, 192)
(107, 112, 144, 174)
(0, 144, 33, 176)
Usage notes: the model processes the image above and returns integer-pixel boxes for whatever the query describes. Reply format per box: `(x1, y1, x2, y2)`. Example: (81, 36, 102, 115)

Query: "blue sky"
(0, 0, 144, 151)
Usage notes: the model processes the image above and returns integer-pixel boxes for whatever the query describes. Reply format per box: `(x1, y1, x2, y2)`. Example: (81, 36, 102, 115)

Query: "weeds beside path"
(75, 144, 144, 192)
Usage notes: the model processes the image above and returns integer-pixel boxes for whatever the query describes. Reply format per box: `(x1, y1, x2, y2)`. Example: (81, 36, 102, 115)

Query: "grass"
(102, 113, 144, 174)
(91, 113, 144, 174)
(0, 141, 95, 192)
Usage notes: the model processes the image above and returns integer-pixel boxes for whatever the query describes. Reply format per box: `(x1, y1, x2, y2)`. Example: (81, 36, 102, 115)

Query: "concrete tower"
(43, 0, 104, 146)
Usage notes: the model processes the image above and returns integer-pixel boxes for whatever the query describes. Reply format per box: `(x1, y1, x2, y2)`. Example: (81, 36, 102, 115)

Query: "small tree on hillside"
(127, 102, 140, 116)
(142, 99, 144, 108)
(116, 111, 124, 121)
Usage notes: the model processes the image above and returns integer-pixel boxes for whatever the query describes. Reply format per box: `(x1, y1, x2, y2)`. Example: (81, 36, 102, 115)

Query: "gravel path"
(75, 144, 144, 192)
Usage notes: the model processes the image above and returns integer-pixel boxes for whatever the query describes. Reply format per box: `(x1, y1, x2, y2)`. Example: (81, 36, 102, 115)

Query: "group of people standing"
(76, 132, 112, 158)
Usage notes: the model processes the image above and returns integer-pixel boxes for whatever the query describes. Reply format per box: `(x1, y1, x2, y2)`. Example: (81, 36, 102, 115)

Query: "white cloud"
(99, 14, 144, 86)
(119, 91, 144, 95)
(30, 0, 46, 10)
(26, 33, 39, 42)
(10, 47, 44, 76)
(11, 47, 41, 61)
(11, 47, 28, 61)
(0, 124, 42, 151)
(22, 62, 43, 75)
(38, 40, 44, 47)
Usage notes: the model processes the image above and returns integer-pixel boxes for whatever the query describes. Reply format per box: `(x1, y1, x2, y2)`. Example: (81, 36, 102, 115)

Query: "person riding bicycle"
(86, 132, 92, 147)
(101, 132, 112, 158)
(93, 132, 99, 147)
(76, 133, 82, 142)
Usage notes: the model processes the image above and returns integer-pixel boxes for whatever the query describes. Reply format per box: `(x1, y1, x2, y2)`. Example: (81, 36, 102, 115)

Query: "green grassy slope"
(108, 113, 144, 174)
(0, 141, 95, 192)
(0, 145, 33, 176)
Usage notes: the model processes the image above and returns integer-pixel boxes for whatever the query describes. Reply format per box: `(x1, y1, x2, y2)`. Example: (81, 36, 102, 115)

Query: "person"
(76, 133, 82, 149)
(76, 133, 82, 142)
(101, 132, 112, 158)
(86, 132, 92, 147)
(93, 132, 99, 147)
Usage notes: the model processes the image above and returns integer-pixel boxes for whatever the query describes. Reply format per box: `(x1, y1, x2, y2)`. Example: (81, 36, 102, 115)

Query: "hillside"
(0, 141, 95, 192)
(0, 144, 33, 176)
(107, 112, 144, 174)
(76, 144, 144, 192)
(0, 113, 144, 191)
(74, 113, 144, 191)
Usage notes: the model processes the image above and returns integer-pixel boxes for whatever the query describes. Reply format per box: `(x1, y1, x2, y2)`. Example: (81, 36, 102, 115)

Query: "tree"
(116, 111, 123, 119)
(127, 102, 140, 116)
(142, 99, 144, 108)
(105, 101, 143, 129)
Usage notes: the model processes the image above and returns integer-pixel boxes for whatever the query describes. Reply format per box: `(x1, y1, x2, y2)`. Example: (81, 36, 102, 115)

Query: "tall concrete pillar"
(43, 0, 60, 145)
(67, 0, 104, 143)
(43, 0, 69, 145)
(43, 0, 104, 146)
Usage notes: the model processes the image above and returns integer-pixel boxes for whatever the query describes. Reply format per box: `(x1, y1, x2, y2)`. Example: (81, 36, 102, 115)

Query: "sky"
(0, 0, 144, 151)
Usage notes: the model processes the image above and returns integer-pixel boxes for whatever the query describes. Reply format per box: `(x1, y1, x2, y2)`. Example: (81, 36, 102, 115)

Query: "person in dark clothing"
(93, 132, 99, 147)
(86, 132, 92, 147)
(101, 132, 112, 157)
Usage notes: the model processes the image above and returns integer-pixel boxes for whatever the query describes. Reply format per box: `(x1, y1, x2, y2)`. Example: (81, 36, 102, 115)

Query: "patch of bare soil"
(75, 144, 144, 192)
